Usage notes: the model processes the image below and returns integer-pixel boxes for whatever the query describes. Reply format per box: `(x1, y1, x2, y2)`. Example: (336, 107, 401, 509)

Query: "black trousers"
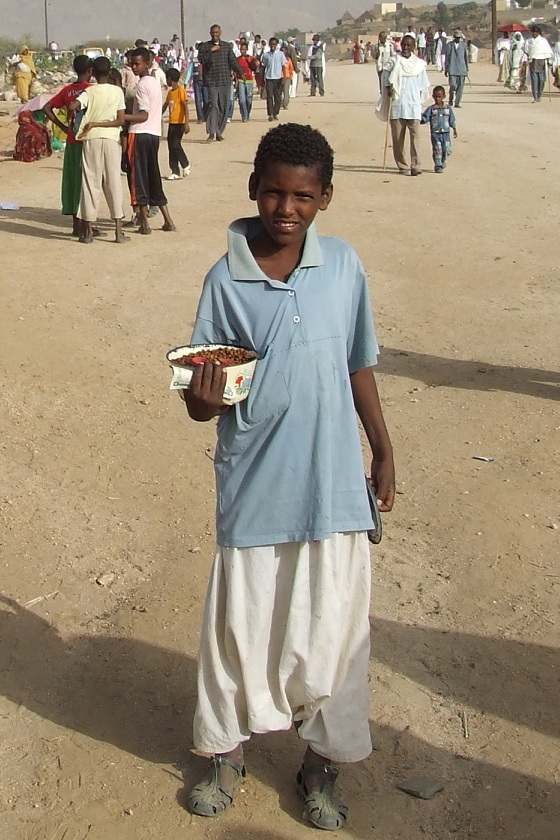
(167, 124, 189, 175)
(127, 133, 167, 207)
(265, 78, 282, 117)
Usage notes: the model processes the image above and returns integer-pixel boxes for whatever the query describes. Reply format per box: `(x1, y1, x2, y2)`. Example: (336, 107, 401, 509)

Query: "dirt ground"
(0, 59, 559, 840)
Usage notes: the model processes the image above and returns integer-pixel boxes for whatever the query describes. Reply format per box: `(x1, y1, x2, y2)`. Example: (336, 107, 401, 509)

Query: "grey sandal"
(186, 754, 246, 817)
(296, 763, 348, 831)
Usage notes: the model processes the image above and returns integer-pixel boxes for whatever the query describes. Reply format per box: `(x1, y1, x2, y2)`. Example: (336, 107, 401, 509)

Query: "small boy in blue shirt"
(181, 123, 395, 831)
(421, 85, 458, 173)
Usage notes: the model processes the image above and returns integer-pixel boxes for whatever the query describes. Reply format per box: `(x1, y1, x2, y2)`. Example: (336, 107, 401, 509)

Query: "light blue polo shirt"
(190, 217, 379, 548)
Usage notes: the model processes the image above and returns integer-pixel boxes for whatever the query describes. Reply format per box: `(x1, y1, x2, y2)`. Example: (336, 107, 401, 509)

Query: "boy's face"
(131, 55, 149, 76)
(248, 161, 333, 249)
(240, 44, 248, 55)
(269, 39, 278, 50)
(433, 90, 445, 106)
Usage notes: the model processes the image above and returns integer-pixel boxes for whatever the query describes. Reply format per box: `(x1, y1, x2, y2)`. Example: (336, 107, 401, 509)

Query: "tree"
(434, 2, 451, 30)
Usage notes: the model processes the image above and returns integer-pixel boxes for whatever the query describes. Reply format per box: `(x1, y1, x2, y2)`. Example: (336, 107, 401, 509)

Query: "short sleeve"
(347, 256, 379, 373)
(136, 80, 151, 113)
(77, 90, 89, 108)
(48, 90, 67, 109)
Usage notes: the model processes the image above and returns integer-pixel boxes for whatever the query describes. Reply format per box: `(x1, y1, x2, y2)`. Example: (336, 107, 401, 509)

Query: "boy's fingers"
(377, 484, 395, 512)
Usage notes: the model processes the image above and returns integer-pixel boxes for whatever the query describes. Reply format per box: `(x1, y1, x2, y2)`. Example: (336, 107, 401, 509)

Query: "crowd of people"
(496, 24, 557, 102)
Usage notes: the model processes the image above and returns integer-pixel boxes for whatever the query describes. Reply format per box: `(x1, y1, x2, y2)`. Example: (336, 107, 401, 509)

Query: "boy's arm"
(449, 107, 458, 136)
(124, 110, 148, 124)
(82, 108, 125, 134)
(350, 367, 395, 511)
(420, 105, 430, 123)
(43, 100, 69, 134)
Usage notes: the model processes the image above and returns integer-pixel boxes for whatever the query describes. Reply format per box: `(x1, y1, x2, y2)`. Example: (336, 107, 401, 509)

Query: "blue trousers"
(431, 132, 452, 171)
(237, 80, 254, 121)
(529, 66, 546, 100)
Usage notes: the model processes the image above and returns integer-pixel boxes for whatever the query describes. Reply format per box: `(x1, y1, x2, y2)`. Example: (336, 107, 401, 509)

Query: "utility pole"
(44, 0, 50, 47)
(491, 0, 497, 64)
(180, 0, 186, 48)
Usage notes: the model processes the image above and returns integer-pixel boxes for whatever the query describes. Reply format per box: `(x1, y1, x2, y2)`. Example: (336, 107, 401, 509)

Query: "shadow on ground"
(378, 346, 560, 400)
(0, 596, 558, 838)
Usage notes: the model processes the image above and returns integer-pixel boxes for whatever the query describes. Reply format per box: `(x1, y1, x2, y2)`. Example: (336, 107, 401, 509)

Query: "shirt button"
(293, 316, 300, 324)
(288, 290, 295, 296)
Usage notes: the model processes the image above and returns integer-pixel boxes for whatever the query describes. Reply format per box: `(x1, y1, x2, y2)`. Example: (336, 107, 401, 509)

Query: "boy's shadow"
(0, 595, 197, 764)
(1, 596, 560, 838)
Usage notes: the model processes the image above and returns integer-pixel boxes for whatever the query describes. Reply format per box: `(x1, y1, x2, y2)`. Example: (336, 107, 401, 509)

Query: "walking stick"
(382, 92, 392, 172)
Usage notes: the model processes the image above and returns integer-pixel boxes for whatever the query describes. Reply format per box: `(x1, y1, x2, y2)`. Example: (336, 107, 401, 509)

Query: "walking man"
(525, 25, 553, 102)
(261, 37, 286, 121)
(307, 34, 325, 97)
(445, 29, 469, 107)
(198, 24, 244, 141)
(377, 34, 430, 176)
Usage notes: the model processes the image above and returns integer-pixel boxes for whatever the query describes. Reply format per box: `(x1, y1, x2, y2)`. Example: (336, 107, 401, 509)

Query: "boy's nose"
(277, 195, 296, 215)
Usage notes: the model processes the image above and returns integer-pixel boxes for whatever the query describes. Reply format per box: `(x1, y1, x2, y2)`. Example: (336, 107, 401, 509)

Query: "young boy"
(281, 45, 294, 110)
(162, 68, 191, 180)
(69, 57, 127, 244)
(43, 55, 93, 236)
(181, 123, 395, 831)
(124, 47, 175, 235)
(236, 41, 258, 122)
(421, 85, 457, 173)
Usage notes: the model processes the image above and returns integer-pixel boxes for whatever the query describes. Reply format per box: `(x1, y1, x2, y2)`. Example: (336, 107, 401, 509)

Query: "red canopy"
(497, 23, 530, 33)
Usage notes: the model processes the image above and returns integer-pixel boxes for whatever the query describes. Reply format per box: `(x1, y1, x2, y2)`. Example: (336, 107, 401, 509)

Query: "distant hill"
(3, 0, 364, 47)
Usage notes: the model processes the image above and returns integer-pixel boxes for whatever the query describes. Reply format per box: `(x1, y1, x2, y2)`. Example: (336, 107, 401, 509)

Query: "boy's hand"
(183, 361, 228, 422)
(369, 453, 395, 512)
(82, 122, 91, 134)
(453, 129, 458, 138)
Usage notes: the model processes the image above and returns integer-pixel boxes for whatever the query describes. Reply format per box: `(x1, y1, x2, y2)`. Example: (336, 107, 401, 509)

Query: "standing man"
(525, 25, 553, 103)
(445, 29, 469, 107)
(307, 34, 325, 97)
(198, 25, 244, 141)
(377, 34, 430, 176)
(261, 37, 286, 121)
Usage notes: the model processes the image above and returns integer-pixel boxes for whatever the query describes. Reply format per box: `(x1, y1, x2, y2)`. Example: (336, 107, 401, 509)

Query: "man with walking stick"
(376, 34, 430, 175)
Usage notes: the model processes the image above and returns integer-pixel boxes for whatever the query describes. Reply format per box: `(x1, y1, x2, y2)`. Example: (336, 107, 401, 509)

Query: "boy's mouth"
(273, 220, 298, 230)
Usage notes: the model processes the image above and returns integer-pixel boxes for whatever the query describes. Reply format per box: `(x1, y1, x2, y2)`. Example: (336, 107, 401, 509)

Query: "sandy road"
(0, 59, 559, 839)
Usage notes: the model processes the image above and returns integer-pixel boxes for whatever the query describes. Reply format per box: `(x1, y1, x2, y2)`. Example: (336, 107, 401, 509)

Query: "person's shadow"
(1, 596, 559, 838)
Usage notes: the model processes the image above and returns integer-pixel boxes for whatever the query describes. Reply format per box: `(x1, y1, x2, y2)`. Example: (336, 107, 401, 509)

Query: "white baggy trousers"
(193, 532, 372, 763)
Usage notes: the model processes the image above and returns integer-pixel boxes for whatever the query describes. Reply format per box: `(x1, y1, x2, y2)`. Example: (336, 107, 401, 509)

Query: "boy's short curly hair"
(253, 123, 334, 191)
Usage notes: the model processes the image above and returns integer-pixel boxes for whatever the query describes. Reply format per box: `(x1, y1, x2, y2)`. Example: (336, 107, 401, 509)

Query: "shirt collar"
(227, 216, 324, 281)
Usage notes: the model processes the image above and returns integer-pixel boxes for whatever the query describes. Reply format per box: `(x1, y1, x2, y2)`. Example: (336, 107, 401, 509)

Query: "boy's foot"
(162, 222, 177, 232)
(78, 233, 94, 244)
(434, 167, 443, 173)
(147, 206, 159, 218)
(115, 233, 130, 243)
(186, 753, 246, 817)
(216, 135, 224, 141)
(139, 226, 152, 235)
(207, 134, 215, 141)
(268, 116, 274, 121)
(296, 762, 348, 831)
(411, 168, 422, 176)
(166, 173, 180, 180)
(182, 165, 191, 176)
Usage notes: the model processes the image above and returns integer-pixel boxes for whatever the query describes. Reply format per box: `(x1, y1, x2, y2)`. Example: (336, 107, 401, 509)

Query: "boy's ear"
(248, 172, 258, 201)
(319, 184, 334, 211)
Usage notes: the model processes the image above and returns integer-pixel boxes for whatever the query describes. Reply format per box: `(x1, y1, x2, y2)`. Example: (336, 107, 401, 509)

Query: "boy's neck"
(96, 76, 109, 84)
(249, 230, 306, 283)
(77, 75, 90, 83)
(171, 81, 180, 90)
